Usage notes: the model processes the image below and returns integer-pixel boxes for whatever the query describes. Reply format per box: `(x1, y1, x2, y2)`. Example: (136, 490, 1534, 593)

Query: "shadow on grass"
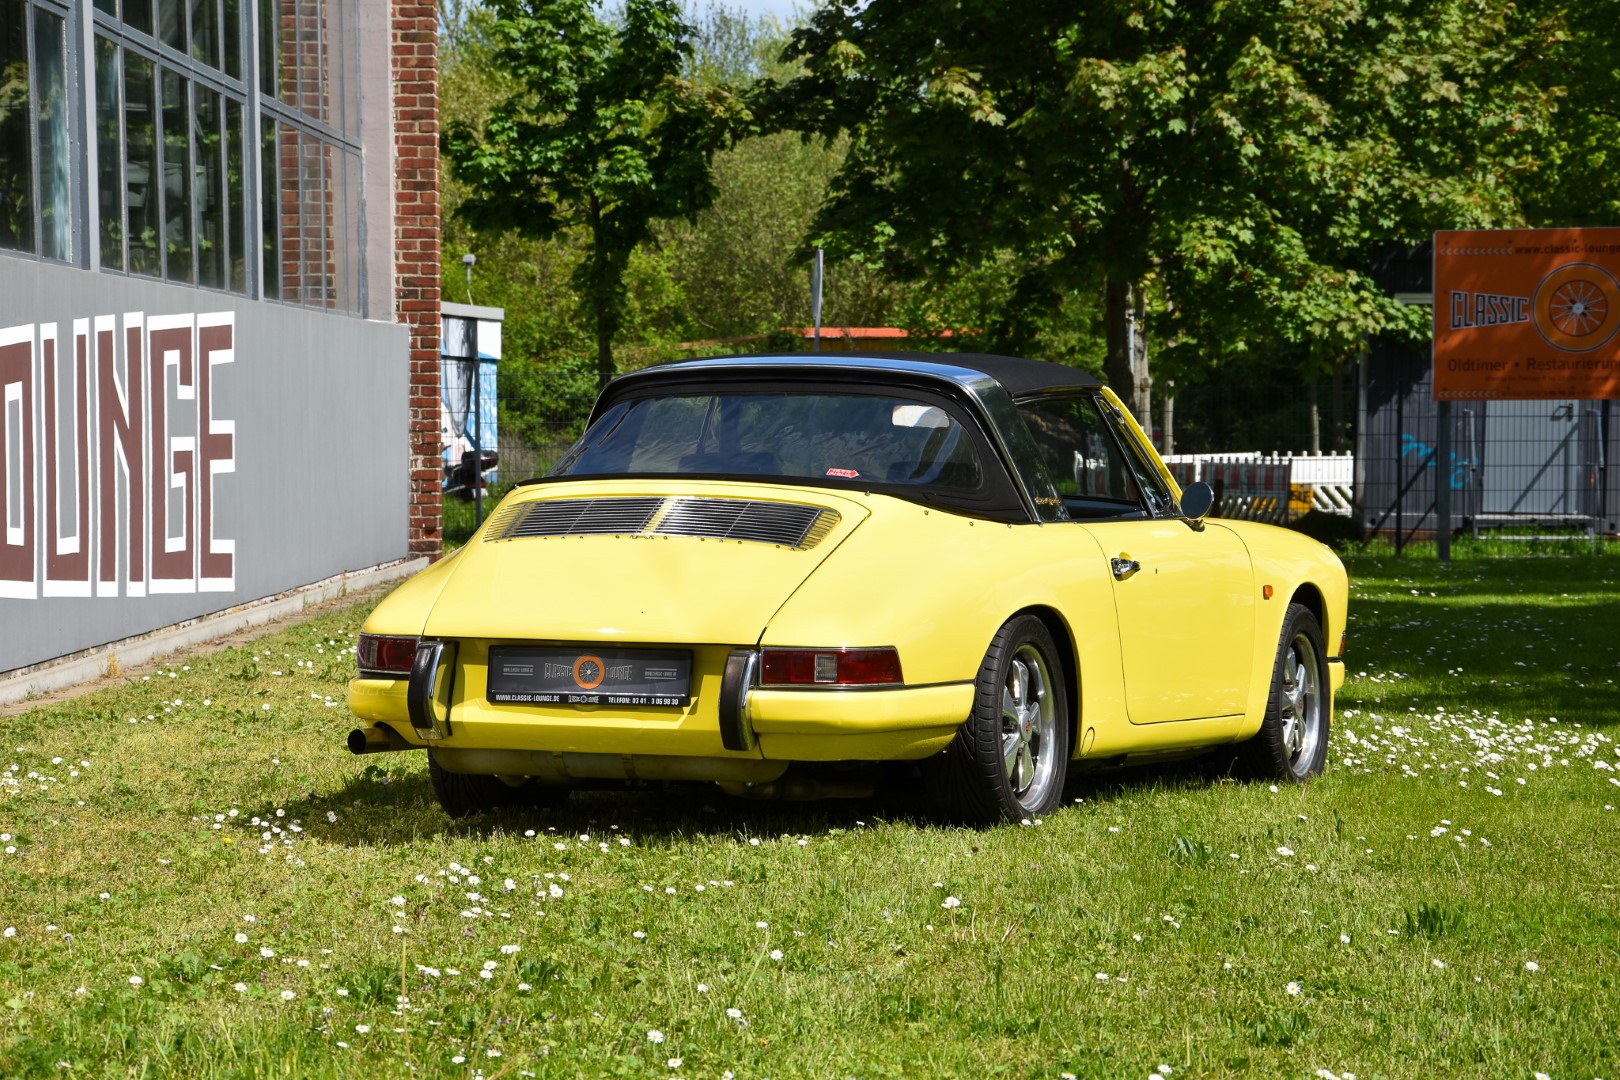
(274, 749, 1235, 851)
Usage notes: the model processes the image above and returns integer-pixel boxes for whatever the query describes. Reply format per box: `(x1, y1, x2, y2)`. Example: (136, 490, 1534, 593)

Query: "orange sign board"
(1432, 227, 1620, 400)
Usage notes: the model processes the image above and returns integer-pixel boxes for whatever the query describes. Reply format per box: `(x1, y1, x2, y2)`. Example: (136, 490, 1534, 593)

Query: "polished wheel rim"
(1000, 643, 1059, 809)
(1280, 631, 1322, 771)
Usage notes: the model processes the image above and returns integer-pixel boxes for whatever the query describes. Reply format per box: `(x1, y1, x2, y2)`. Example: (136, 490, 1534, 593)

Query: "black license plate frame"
(487, 646, 693, 707)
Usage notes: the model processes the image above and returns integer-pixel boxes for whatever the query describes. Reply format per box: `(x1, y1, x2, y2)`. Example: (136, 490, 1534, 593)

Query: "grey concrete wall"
(0, 259, 409, 672)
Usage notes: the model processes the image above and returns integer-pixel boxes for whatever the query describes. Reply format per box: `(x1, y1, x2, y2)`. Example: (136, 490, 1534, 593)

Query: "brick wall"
(392, 0, 441, 557)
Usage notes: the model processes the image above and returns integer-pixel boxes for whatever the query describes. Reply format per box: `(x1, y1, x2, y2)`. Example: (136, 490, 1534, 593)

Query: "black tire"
(925, 615, 1071, 824)
(1236, 602, 1330, 781)
(427, 754, 569, 818)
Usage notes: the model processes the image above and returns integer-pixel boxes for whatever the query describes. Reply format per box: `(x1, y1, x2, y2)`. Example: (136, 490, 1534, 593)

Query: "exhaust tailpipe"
(347, 725, 415, 755)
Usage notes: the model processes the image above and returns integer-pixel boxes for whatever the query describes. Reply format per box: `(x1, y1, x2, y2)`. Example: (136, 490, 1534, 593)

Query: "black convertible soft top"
(921, 352, 1104, 399)
(633, 351, 1104, 401)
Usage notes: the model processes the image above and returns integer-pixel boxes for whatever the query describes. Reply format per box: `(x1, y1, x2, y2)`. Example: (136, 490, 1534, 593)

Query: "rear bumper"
(749, 684, 968, 760)
(346, 671, 971, 765)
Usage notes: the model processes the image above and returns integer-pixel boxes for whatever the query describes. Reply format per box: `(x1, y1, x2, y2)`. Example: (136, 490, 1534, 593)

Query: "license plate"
(487, 647, 692, 707)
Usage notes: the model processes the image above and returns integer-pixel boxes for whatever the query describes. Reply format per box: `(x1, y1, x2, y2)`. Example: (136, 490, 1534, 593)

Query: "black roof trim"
(921, 352, 1104, 397)
(623, 352, 1103, 399)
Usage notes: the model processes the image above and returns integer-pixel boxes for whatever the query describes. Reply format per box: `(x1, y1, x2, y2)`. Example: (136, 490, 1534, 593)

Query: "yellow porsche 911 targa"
(348, 353, 1347, 823)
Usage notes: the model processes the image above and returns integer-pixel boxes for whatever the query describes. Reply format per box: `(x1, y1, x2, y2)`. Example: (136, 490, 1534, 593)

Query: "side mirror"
(1179, 481, 1215, 523)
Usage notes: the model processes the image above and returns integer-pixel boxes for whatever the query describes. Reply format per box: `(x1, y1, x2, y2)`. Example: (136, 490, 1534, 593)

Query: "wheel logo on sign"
(572, 655, 605, 690)
(1533, 262, 1619, 352)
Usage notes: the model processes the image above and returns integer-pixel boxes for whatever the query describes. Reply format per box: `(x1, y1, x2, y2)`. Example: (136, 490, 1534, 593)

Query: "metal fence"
(1357, 341, 1617, 545)
(1157, 367, 1357, 456)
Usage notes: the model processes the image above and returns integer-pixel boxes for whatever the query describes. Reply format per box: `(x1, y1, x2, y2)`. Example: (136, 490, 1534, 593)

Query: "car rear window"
(552, 391, 984, 492)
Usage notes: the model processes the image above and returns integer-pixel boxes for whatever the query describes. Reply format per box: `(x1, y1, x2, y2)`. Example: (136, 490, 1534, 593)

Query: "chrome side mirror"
(1179, 481, 1215, 523)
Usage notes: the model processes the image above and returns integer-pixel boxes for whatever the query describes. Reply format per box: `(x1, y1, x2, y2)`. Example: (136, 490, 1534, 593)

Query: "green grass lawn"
(2, 554, 1617, 1078)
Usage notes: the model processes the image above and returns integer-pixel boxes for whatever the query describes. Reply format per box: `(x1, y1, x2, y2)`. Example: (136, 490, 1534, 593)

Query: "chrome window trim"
(1093, 392, 1182, 520)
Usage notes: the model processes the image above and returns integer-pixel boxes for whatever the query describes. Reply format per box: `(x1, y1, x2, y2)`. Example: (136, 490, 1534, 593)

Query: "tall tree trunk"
(1309, 378, 1321, 454)
(588, 194, 617, 392)
(1330, 356, 1346, 452)
(1103, 277, 1132, 403)
(596, 319, 615, 392)
(1103, 275, 1152, 429)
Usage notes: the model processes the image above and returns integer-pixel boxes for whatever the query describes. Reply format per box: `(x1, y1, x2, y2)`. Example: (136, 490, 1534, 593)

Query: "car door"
(1018, 392, 1256, 725)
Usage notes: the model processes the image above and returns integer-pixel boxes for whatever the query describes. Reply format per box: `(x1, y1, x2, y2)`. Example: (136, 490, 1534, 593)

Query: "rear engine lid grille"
(491, 496, 840, 550)
(497, 497, 663, 539)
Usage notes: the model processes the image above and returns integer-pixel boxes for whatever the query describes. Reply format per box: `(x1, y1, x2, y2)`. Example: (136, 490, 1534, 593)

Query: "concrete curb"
(0, 557, 427, 707)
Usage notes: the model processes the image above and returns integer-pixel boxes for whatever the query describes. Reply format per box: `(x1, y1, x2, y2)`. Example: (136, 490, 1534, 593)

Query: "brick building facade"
(0, 0, 443, 687)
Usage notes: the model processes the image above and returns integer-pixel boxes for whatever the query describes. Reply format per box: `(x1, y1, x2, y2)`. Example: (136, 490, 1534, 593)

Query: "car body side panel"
(1083, 518, 1256, 726)
(1082, 389, 1347, 749)
(1069, 514, 1347, 760)
(759, 498, 1136, 761)
(1213, 519, 1350, 740)
(363, 545, 467, 637)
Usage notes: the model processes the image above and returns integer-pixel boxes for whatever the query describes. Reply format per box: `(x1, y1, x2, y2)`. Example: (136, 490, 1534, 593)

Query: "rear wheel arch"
(1009, 605, 1080, 759)
(925, 611, 1073, 823)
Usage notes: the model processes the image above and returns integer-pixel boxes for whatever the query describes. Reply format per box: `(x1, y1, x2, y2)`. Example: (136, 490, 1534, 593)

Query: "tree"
(1512, 0, 1620, 227)
(765, 0, 1555, 415)
(443, 0, 749, 388)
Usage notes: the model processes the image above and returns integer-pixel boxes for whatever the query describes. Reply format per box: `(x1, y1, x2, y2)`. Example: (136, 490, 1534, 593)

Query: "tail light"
(759, 648, 903, 687)
(357, 634, 419, 678)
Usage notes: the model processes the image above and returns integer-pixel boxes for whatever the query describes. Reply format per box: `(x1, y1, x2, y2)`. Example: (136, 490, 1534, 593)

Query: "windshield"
(552, 391, 984, 492)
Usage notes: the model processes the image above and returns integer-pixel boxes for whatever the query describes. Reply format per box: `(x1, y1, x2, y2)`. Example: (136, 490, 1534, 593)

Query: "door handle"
(1111, 557, 1139, 580)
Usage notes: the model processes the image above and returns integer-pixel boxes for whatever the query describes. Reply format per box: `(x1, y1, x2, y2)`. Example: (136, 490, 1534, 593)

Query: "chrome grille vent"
(501, 497, 664, 539)
(655, 498, 829, 547)
(493, 496, 839, 550)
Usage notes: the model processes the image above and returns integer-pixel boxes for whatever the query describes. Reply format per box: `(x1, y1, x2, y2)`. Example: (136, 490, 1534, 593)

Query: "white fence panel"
(1161, 451, 1357, 518)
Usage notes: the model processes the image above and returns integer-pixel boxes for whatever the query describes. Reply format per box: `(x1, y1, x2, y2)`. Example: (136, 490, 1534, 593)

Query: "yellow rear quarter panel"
(762, 498, 1132, 753)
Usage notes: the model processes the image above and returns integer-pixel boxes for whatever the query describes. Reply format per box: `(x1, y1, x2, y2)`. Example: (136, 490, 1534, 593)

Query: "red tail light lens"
(357, 634, 419, 677)
(759, 648, 903, 687)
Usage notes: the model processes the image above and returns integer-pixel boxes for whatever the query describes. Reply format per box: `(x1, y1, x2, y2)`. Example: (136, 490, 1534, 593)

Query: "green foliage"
(1167, 834, 1214, 865)
(443, 0, 750, 387)
(654, 131, 906, 340)
(765, 0, 1560, 393)
(440, 4, 937, 447)
(682, 2, 804, 85)
(1511, 0, 1620, 227)
(442, 0, 1617, 462)
(1404, 901, 1467, 939)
